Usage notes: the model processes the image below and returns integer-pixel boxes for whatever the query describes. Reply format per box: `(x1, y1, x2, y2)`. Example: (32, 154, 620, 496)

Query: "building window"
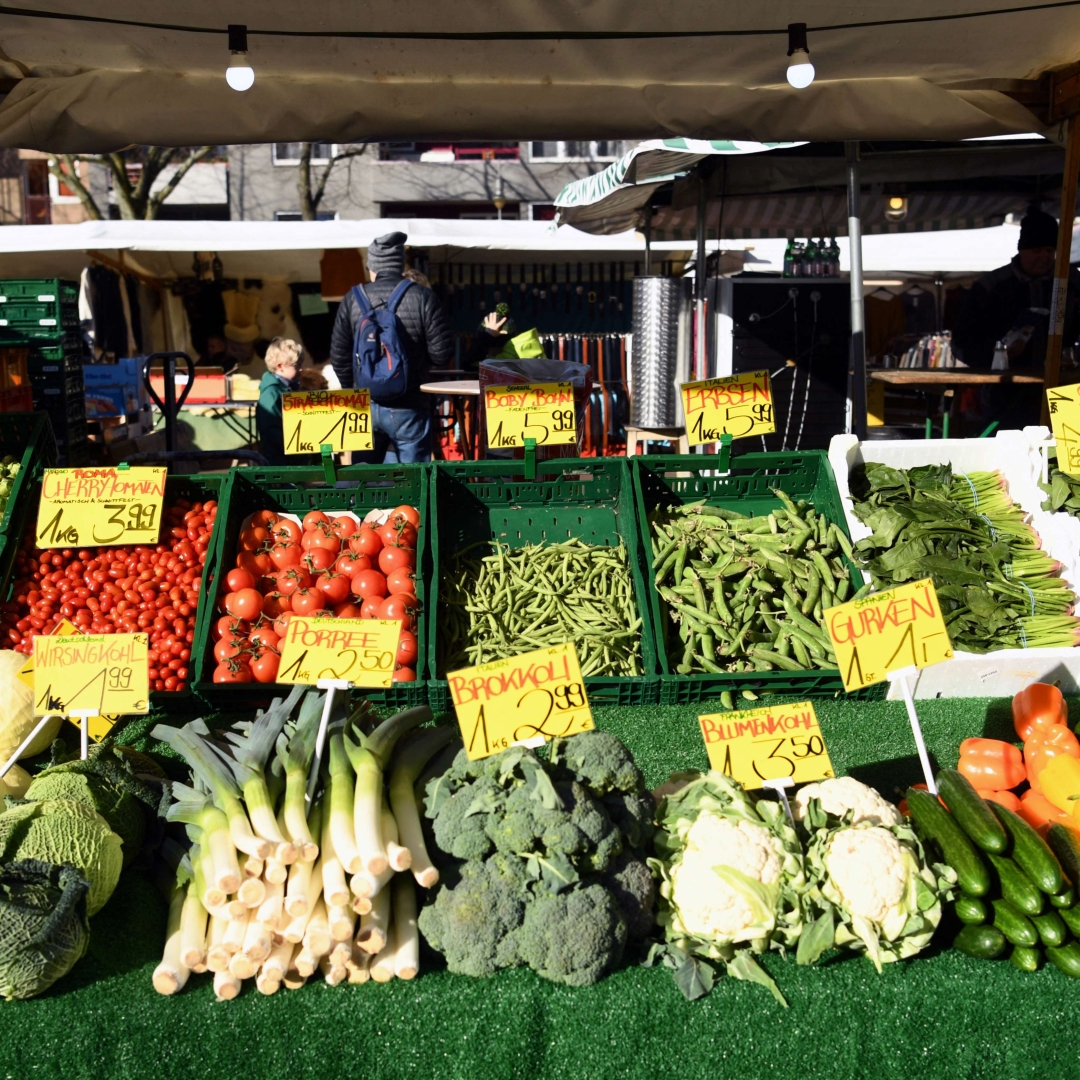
(48, 165, 82, 203)
(529, 203, 558, 221)
(378, 142, 520, 163)
(528, 141, 625, 163)
(272, 143, 334, 166)
(275, 210, 339, 221)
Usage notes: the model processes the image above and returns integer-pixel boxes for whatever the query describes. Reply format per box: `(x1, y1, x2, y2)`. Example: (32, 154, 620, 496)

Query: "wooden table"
(420, 380, 481, 459)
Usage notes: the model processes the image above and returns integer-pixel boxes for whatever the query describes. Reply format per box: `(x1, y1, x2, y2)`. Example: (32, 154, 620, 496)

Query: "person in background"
(201, 333, 228, 367)
(330, 232, 452, 463)
(953, 207, 1080, 427)
(256, 337, 319, 466)
(464, 310, 510, 368)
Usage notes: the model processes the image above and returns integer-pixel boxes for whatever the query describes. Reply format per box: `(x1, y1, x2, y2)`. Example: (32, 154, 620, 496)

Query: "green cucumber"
(954, 895, 988, 925)
(1010, 945, 1043, 973)
(1046, 941, 1080, 979)
(906, 787, 991, 897)
(1032, 910, 1069, 948)
(1059, 904, 1080, 937)
(1046, 824, 1080, 888)
(989, 801, 1065, 895)
(991, 899, 1039, 947)
(987, 853, 1044, 916)
(954, 924, 1007, 959)
(1051, 886, 1076, 909)
(936, 769, 1008, 853)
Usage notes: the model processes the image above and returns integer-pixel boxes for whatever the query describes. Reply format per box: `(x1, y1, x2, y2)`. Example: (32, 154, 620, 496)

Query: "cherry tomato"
(275, 567, 312, 596)
(334, 551, 371, 577)
(272, 518, 301, 544)
(214, 659, 253, 683)
(270, 542, 302, 571)
(250, 510, 280, 528)
(316, 572, 351, 606)
(249, 626, 280, 651)
(226, 588, 264, 621)
(378, 545, 416, 576)
(226, 568, 256, 592)
(350, 527, 383, 557)
(251, 649, 281, 684)
(352, 569, 388, 600)
(333, 602, 364, 619)
(303, 511, 331, 532)
(330, 514, 360, 540)
(302, 547, 336, 575)
(240, 526, 271, 551)
(214, 615, 249, 641)
(385, 567, 417, 596)
(291, 588, 326, 616)
(390, 504, 420, 529)
(378, 592, 418, 631)
(393, 666, 417, 683)
(396, 630, 418, 667)
(360, 596, 383, 619)
(215, 637, 247, 663)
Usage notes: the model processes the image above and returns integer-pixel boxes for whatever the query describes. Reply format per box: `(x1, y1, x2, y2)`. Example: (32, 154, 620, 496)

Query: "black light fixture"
(786, 23, 815, 89)
(226, 24, 254, 91)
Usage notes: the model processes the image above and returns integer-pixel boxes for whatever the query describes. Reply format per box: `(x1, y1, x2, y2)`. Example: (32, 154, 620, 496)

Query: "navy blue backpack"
(350, 280, 414, 402)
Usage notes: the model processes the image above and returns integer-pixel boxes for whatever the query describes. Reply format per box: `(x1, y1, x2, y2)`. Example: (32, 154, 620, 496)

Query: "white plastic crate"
(1028, 424, 1080, 594)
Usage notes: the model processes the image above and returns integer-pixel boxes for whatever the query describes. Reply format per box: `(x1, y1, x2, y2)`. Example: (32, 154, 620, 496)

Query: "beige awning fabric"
(0, 2, 1073, 150)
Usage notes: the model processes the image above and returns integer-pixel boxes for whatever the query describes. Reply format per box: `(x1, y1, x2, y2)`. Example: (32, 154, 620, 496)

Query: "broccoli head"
(516, 883, 628, 986)
(417, 853, 528, 977)
(551, 731, 646, 797)
(431, 775, 505, 862)
(597, 851, 656, 940)
(601, 789, 657, 851)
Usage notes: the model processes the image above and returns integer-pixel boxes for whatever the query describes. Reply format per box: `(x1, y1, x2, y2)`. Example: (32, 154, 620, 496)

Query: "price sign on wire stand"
(36, 467, 166, 547)
(824, 578, 954, 794)
(697, 701, 835, 792)
(483, 381, 576, 449)
(1046, 382, 1080, 476)
(448, 642, 593, 761)
(282, 389, 374, 455)
(276, 616, 401, 688)
(33, 633, 149, 716)
(680, 370, 776, 446)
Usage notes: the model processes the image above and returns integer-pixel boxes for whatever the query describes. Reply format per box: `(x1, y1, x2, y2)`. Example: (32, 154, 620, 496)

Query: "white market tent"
(0, 2, 1076, 151)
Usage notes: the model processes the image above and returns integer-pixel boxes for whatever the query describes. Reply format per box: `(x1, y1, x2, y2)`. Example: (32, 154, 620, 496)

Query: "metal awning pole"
(695, 177, 706, 381)
(846, 141, 868, 440)
(644, 204, 652, 276)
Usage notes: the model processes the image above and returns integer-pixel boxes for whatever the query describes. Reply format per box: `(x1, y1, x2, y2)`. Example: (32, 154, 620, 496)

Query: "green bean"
(750, 646, 804, 671)
(720, 690, 735, 710)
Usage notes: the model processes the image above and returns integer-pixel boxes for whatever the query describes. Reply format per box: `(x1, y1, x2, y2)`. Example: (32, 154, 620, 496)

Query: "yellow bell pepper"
(1037, 752, 1080, 814)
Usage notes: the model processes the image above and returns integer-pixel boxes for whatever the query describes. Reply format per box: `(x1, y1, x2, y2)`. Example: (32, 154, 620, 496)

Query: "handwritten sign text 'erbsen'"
(681, 371, 776, 446)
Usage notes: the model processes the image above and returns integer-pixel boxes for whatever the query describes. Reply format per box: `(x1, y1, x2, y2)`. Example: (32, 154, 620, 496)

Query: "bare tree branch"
(44, 154, 103, 220)
(311, 145, 369, 212)
(147, 146, 214, 218)
(298, 142, 315, 220)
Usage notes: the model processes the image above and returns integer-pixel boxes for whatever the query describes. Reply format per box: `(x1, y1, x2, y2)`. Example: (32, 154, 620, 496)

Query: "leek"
(389, 727, 455, 888)
(276, 690, 329, 862)
(328, 734, 362, 873)
(152, 884, 189, 996)
(344, 735, 387, 875)
(392, 873, 419, 980)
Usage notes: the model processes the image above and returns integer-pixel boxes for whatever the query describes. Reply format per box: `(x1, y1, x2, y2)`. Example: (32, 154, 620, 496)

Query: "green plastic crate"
(0, 327, 80, 351)
(192, 464, 430, 709)
(427, 457, 659, 712)
(0, 301, 78, 329)
(632, 450, 863, 704)
(0, 279, 79, 305)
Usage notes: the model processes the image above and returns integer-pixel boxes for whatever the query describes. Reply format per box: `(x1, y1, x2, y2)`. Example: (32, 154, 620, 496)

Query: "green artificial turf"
(1, 694, 1077, 1080)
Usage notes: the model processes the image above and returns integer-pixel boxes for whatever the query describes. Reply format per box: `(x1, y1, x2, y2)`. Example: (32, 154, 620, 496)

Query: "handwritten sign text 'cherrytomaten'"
(448, 642, 593, 760)
(33, 633, 149, 716)
(1047, 382, 1080, 477)
(698, 701, 834, 790)
(681, 371, 776, 446)
(282, 389, 374, 454)
(37, 466, 166, 547)
(824, 578, 954, 692)
(276, 616, 400, 688)
(484, 381, 576, 449)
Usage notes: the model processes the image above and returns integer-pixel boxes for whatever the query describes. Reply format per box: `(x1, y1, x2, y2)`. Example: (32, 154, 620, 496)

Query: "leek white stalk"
(238, 873, 265, 908)
(391, 873, 419, 980)
(226, 897, 247, 919)
(351, 894, 373, 916)
(389, 727, 454, 889)
(320, 799, 351, 907)
(277, 689, 325, 861)
(242, 917, 273, 964)
(205, 916, 231, 972)
(241, 854, 264, 880)
(320, 954, 347, 986)
(303, 897, 331, 958)
(328, 736, 362, 873)
(351, 861, 393, 900)
(357, 883, 391, 954)
(194, 851, 227, 913)
(294, 948, 317, 978)
(369, 928, 396, 983)
(178, 880, 208, 971)
(256, 967, 281, 996)
(283, 966, 307, 990)
(283, 905, 314, 945)
(285, 855, 315, 918)
(346, 944, 371, 984)
(344, 737, 387, 874)
(264, 858, 288, 885)
(222, 909, 250, 954)
(213, 970, 241, 1001)
(329, 940, 351, 968)
(256, 875, 284, 928)
(257, 938, 293, 994)
(152, 884, 190, 995)
(382, 803, 412, 872)
(328, 903, 355, 942)
(191, 960, 208, 975)
(228, 950, 256, 980)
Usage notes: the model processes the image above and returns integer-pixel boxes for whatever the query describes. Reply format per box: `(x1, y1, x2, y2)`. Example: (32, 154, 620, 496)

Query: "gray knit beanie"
(367, 231, 407, 277)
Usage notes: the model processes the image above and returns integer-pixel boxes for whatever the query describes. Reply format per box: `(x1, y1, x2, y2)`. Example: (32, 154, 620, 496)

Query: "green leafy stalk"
(344, 734, 387, 876)
(276, 690, 326, 862)
(328, 733, 361, 874)
(166, 781, 240, 898)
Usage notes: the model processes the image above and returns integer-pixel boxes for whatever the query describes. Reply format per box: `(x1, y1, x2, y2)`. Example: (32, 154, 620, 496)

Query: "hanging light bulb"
(786, 23, 815, 89)
(885, 195, 909, 222)
(226, 24, 255, 92)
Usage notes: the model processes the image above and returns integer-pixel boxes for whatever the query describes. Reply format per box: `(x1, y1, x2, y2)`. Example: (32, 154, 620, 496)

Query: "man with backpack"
(329, 231, 452, 462)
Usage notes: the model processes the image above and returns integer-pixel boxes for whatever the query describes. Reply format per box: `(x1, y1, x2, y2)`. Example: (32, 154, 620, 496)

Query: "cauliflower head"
(824, 827, 907, 928)
(793, 777, 902, 828)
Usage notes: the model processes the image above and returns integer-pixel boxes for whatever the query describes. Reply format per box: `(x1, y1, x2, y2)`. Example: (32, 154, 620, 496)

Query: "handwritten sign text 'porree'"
(448, 642, 592, 760)
(37, 467, 166, 547)
(1047, 383, 1080, 477)
(275, 615, 400, 687)
(824, 578, 954, 692)
(484, 381, 576, 448)
(33, 633, 149, 716)
(681, 371, 776, 445)
(698, 701, 834, 790)
(282, 389, 374, 454)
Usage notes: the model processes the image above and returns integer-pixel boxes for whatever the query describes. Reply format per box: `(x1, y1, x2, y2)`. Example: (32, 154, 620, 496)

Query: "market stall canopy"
(0, 2, 1075, 151)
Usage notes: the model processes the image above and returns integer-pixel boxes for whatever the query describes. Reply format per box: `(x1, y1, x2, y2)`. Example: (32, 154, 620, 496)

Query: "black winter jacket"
(330, 275, 453, 409)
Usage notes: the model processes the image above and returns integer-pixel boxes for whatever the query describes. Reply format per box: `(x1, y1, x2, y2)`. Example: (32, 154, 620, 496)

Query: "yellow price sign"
(282, 389, 374, 455)
(484, 381, 576, 449)
(19, 621, 119, 740)
(448, 642, 593, 761)
(276, 616, 400, 688)
(698, 701, 834, 790)
(36, 467, 166, 548)
(1047, 383, 1080, 476)
(33, 633, 149, 716)
(681, 371, 776, 446)
(824, 578, 954, 693)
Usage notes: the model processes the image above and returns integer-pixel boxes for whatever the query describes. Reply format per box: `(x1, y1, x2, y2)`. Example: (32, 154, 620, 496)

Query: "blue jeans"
(358, 403, 432, 464)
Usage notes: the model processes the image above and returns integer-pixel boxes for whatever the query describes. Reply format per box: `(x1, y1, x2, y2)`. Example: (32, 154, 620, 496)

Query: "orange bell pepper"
(976, 789, 1021, 813)
(898, 783, 928, 817)
(958, 738, 1026, 790)
(1036, 752, 1080, 813)
(1019, 789, 1074, 837)
(1025, 723, 1080, 793)
(1013, 682, 1069, 741)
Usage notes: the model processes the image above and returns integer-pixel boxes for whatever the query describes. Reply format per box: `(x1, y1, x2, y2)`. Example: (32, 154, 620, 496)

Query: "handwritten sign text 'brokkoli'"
(681, 371, 776, 446)
(448, 642, 593, 760)
(824, 578, 954, 693)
